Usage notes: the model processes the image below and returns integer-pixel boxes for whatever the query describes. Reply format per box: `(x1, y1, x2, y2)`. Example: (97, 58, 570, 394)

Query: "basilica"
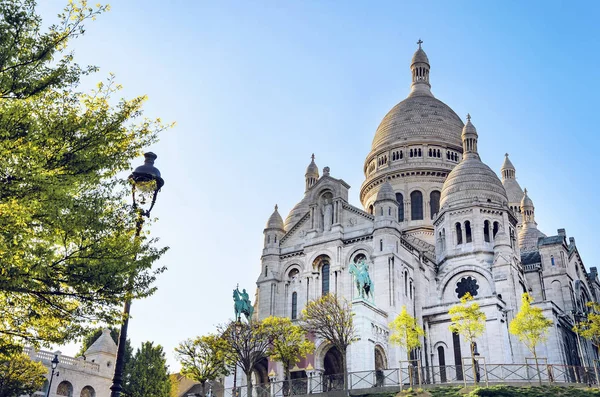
(250, 42, 599, 385)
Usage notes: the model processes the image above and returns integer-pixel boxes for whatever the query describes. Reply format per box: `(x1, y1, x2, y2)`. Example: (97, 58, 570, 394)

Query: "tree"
(389, 305, 424, 385)
(301, 294, 356, 389)
(261, 316, 315, 389)
(574, 302, 600, 347)
(0, 352, 47, 397)
(448, 293, 486, 383)
(175, 334, 231, 397)
(0, 0, 170, 350)
(123, 342, 171, 397)
(219, 320, 270, 397)
(509, 293, 552, 385)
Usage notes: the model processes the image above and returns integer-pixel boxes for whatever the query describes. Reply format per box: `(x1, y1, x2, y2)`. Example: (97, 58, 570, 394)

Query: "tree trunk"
(533, 348, 542, 386)
(201, 381, 207, 397)
(470, 342, 477, 385)
(283, 363, 290, 397)
(342, 348, 348, 390)
(245, 370, 253, 397)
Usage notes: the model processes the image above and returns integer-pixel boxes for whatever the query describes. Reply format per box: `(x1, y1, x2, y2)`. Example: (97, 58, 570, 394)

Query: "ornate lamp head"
(129, 152, 165, 216)
(51, 354, 59, 369)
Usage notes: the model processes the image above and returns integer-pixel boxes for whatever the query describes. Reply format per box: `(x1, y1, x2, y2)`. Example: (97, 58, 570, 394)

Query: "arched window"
(410, 191, 423, 220)
(396, 193, 404, 222)
(409, 280, 413, 299)
(428, 148, 432, 157)
(493, 221, 499, 238)
(274, 235, 277, 243)
(81, 386, 96, 397)
(57, 381, 74, 397)
(288, 268, 299, 280)
(430, 191, 440, 219)
(456, 222, 463, 245)
(438, 346, 447, 383)
(410, 149, 414, 157)
(400, 151, 403, 159)
(465, 221, 472, 243)
(437, 149, 441, 158)
(418, 148, 422, 157)
(291, 292, 298, 320)
(404, 271, 408, 296)
(267, 235, 270, 244)
(483, 220, 490, 242)
(368, 204, 374, 215)
(322, 264, 330, 296)
(551, 255, 555, 266)
(380, 239, 383, 251)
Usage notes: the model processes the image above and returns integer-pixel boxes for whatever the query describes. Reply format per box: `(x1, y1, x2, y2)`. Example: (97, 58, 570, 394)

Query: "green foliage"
(261, 316, 315, 380)
(175, 334, 231, 395)
(123, 342, 171, 397)
(0, 0, 171, 350)
(0, 352, 47, 397)
(448, 293, 486, 350)
(469, 385, 600, 396)
(574, 302, 600, 347)
(389, 306, 424, 359)
(509, 293, 553, 358)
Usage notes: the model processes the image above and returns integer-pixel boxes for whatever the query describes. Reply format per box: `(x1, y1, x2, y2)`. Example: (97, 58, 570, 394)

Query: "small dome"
(521, 188, 534, 208)
(266, 205, 284, 230)
(518, 223, 546, 253)
(440, 117, 508, 208)
(375, 181, 395, 202)
(305, 154, 319, 178)
(284, 195, 310, 231)
(411, 48, 429, 66)
(84, 329, 117, 356)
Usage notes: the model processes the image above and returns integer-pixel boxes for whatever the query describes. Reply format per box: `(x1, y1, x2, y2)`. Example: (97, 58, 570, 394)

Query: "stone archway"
(374, 346, 387, 387)
(252, 357, 269, 397)
(323, 346, 343, 391)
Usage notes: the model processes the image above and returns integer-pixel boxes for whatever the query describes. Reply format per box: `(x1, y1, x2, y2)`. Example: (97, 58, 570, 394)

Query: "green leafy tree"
(123, 342, 171, 397)
(509, 293, 552, 384)
(175, 334, 231, 397)
(261, 316, 315, 386)
(389, 305, 424, 359)
(448, 293, 486, 383)
(219, 320, 270, 397)
(301, 294, 356, 389)
(0, 352, 47, 397)
(574, 302, 600, 347)
(0, 0, 170, 350)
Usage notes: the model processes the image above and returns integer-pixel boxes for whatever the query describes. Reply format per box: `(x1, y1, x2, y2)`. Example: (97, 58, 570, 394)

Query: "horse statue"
(233, 287, 254, 322)
(349, 259, 374, 301)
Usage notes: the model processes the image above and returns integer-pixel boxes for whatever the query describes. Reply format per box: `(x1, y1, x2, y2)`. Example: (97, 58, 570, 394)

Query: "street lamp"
(232, 318, 242, 397)
(110, 152, 164, 397)
(45, 354, 59, 397)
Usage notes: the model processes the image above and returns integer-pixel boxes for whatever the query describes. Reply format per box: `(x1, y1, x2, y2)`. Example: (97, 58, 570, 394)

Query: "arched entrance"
(252, 357, 269, 397)
(374, 346, 387, 387)
(323, 347, 343, 391)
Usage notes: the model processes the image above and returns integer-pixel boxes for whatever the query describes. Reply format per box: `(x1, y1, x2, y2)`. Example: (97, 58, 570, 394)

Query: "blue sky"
(39, 1, 600, 370)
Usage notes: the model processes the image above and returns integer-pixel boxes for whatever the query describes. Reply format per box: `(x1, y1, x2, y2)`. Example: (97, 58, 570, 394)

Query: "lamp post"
(110, 152, 165, 397)
(46, 354, 59, 397)
(232, 317, 242, 397)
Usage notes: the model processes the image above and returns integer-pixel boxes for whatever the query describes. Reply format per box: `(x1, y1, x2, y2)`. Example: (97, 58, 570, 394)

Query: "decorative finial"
(311, 153, 315, 161)
(274, 204, 278, 211)
(524, 188, 528, 195)
(417, 39, 423, 49)
(466, 113, 471, 122)
(505, 153, 509, 157)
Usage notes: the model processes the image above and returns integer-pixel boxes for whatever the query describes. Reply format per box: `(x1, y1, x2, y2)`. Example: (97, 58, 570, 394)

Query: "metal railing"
(221, 363, 600, 397)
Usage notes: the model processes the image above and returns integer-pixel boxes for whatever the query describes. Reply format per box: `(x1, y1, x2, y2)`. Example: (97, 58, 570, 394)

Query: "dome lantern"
(305, 154, 319, 192)
(501, 153, 516, 180)
(462, 114, 479, 157)
(410, 39, 432, 97)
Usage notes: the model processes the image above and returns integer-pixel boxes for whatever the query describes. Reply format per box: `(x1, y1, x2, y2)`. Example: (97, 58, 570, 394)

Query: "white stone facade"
(25, 329, 116, 397)
(245, 43, 600, 385)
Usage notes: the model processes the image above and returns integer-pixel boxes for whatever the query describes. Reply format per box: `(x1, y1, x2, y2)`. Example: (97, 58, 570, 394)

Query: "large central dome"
(371, 95, 464, 152)
(360, 42, 466, 243)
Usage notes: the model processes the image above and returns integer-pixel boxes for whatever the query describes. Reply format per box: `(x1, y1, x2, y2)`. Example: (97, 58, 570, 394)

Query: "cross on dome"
(417, 39, 423, 48)
(311, 153, 315, 161)
(466, 113, 471, 122)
